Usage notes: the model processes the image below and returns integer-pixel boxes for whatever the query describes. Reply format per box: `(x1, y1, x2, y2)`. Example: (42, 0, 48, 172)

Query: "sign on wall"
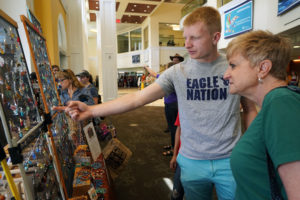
(224, 0, 253, 39)
(132, 54, 140, 64)
(278, 0, 300, 15)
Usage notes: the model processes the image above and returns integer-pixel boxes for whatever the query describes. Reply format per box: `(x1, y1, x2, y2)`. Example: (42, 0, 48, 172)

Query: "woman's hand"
(170, 155, 177, 171)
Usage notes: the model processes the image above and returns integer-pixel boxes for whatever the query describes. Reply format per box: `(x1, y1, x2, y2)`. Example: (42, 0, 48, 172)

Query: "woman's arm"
(278, 161, 300, 199)
(170, 126, 181, 170)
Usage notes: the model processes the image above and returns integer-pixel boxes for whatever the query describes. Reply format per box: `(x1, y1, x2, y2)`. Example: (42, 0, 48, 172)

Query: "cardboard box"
(103, 138, 132, 179)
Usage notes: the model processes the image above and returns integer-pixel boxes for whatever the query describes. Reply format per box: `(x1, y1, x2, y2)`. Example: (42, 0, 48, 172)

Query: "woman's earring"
(258, 77, 263, 83)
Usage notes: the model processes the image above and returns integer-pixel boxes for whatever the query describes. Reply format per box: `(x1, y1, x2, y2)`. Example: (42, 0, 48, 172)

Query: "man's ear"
(212, 32, 221, 45)
(258, 60, 272, 78)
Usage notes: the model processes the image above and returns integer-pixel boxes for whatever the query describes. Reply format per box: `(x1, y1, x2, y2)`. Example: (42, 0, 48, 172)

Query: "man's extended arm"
(54, 82, 165, 121)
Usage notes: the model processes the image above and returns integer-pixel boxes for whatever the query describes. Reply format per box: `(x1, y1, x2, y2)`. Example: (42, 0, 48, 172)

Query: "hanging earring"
(258, 77, 263, 84)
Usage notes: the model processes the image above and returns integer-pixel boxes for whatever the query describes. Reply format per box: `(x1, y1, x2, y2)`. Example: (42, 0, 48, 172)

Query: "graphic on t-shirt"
(186, 76, 229, 101)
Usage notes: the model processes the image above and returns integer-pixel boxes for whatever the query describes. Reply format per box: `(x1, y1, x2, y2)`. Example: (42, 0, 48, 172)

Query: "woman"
(77, 70, 99, 104)
(55, 69, 94, 106)
(224, 30, 300, 199)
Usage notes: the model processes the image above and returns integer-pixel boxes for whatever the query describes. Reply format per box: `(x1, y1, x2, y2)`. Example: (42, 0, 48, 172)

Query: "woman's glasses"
(57, 79, 66, 83)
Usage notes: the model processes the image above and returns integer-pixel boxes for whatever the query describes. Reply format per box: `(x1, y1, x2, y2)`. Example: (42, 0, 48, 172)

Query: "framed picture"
(224, 0, 253, 39)
(83, 122, 102, 161)
(132, 54, 140, 64)
(278, 0, 300, 15)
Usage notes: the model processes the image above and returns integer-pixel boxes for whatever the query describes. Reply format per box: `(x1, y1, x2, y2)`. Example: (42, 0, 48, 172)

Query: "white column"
(96, 0, 118, 102)
(148, 17, 160, 72)
(81, 0, 89, 70)
(66, 0, 85, 73)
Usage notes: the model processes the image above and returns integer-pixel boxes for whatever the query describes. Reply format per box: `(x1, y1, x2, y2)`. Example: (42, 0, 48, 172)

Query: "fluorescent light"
(129, 123, 139, 127)
(171, 25, 181, 31)
(90, 29, 97, 33)
(294, 45, 300, 48)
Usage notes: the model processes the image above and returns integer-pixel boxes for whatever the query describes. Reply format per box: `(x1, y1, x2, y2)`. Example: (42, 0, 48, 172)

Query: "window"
(159, 23, 184, 47)
(143, 26, 149, 49)
(217, 0, 233, 8)
(118, 32, 129, 53)
(130, 28, 142, 51)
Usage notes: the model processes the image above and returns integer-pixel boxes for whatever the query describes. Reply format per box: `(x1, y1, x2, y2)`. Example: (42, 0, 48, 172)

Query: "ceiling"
(86, 0, 300, 60)
(87, 0, 189, 36)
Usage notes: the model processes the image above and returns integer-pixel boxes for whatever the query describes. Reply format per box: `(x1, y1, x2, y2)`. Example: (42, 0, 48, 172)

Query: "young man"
(54, 7, 257, 199)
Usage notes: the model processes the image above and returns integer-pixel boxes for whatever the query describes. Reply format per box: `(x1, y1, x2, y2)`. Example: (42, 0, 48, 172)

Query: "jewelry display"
(0, 15, 40, 142)
(23, 18, 59, 115)
(0, 10, 113, 200)
(27, 9, 43, 34)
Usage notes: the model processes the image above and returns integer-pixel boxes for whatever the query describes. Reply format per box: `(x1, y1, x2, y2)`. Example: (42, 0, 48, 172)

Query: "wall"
(0, 0, 33, 71)
(118, 50, 146, 69)
(150, 3, 184, 47)
(116, 2, 186, 73)
(34, 0, 68, 67)
(218, 0, 300, 49)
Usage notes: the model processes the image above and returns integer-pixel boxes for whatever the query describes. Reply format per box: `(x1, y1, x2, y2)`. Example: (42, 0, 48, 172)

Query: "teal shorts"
(177, 153, 236, 200)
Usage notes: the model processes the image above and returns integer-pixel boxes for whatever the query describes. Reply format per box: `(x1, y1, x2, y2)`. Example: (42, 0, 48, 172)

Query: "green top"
(231, 87, 300, 200)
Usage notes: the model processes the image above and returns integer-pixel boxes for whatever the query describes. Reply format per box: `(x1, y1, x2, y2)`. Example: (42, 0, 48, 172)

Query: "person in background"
(94, 75, 99, 89)
(224, 30, 300, 199)
(145, 61, 180, 156)
(288, 71, 299, 86)
(78, 70, 99, 104)
(52, 65, 60, 74)
(170, 53, 184, 65)
(163, 53, 184, 134)
(53, 7, 257, 199)
(56, 69, 94, 106)
(170, 113, 184, 200)
(52, 65, 60, 85)
(30, 72, 42, 114)
(140, 73, 146, 89)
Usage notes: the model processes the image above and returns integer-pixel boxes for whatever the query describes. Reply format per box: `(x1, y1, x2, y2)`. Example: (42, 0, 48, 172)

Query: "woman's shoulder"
(264, 86, 300, 107)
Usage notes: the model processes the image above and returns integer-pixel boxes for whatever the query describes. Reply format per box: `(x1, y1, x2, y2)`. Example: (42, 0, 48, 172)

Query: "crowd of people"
(53, 6, 300, 200)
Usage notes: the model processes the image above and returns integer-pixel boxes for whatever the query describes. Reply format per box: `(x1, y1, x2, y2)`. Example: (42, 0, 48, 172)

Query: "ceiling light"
(147, 5, 150, 8)
(144, 10, 146, 12)
(293, 59, 300, 63)
(134, 5, 137, 7)
(96, 7, 98, 9)
(169, 24, 181, 31)
(96, 1, 98, 4)
(131, 9, 134, 11)
(294, 45, 300, 48)
(90, 29, 97, 33)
